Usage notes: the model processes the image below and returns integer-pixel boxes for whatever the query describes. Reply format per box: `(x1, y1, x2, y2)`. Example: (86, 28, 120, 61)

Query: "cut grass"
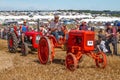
(0, 37, 120, 80)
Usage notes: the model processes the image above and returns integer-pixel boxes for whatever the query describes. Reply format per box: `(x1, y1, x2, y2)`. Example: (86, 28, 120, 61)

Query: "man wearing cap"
(79, 21, 88, 30)
(21, 20, 28, 43)
(49, 15, 64, 41)
(105, 22, 117, 55)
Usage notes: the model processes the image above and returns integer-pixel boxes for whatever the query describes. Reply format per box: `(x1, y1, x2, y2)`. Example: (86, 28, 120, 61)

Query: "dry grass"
(0, 39, 120, 80)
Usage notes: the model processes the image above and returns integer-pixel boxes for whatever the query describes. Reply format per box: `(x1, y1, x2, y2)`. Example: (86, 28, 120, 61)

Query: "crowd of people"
(96, 22, 119, 56)
(0, 15, 120, 56)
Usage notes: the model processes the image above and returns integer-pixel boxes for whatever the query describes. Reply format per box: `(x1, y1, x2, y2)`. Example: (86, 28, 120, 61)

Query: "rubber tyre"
(7, 32, 18, 53)
(21, 43, 29, 56)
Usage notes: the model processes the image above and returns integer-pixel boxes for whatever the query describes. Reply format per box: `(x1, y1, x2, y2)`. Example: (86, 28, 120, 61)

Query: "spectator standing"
(105, 22, 117, 55)
(0, 28, 4, 38)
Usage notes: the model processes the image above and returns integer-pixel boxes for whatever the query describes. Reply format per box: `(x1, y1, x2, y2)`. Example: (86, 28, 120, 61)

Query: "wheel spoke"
(38, 37, 51, 64)
(95, 52, 107, 68)
(65, 53, 77, 71)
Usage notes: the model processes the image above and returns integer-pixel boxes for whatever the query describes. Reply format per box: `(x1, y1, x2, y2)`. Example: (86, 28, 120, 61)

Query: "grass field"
(0, 39, 120, 80)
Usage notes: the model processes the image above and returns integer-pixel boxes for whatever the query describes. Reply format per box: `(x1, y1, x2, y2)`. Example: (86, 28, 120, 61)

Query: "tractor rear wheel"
(65, 53, 77, 71)
(21, 43, 29, 56)
(48, 35, 57, 47)
(8, 32, 18, 53)
(38, 36, 52, 64)
(95, 52, 107, 68)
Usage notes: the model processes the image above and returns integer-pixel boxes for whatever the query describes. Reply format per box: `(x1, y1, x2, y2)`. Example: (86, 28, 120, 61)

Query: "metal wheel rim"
(38, 38, 49, 64)
(95, 52, 107, 68)
(65, 53, 77, 71)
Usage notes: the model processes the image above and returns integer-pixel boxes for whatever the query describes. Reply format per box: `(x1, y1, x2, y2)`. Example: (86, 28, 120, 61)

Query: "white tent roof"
(0, 15, 93, 20)
(81, 17, 120, 23)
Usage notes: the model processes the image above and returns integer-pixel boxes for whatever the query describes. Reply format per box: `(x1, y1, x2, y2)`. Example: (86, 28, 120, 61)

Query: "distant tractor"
(7, 30, 42, 55)
(8, 19, 43, 55)
(38, 30, 107, 71)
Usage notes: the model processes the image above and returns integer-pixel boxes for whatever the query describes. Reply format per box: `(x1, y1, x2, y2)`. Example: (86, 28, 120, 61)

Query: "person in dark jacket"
(79, 21, 88, 30)
(105, 22, 117, 55)
(97, 29, 108, 53)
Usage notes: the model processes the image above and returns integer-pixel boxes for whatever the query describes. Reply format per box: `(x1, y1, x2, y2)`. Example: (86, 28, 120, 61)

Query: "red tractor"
(38, 34, 66, 64)
(38, 30, 107, 71)
(38, 26, 67, 64)
(7, 29, 42, 56)
(65, 30, 107, 71)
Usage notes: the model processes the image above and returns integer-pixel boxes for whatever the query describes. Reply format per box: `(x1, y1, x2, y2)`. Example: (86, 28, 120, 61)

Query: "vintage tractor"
(38, 27, 67, 64)
(8, 19, 43, 56)
(65, 30, 107, 71)
(38, 30, 107, 71)
(21, 31, 42, 55)
(38, 34, 67, 64)
(7, 30, 42, 55)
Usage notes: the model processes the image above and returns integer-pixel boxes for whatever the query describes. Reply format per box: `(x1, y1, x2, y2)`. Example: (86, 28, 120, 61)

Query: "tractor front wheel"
(65, 53, 77, 71)
(21, 43, 29, 56)
(95, 52, 107, 68)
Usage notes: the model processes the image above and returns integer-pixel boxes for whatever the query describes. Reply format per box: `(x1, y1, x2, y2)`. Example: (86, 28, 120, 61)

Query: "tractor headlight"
(87, 41, 93, 46)
(36, 35, 40, 41)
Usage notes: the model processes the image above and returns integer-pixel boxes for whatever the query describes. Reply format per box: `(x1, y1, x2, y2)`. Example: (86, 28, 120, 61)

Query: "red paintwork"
(37, 30, 107, 70)
(9, 39, 13, 47)
(14, 30, 19, 38)
(13, 28, 43, 49)
(24, 31, 43, 48)
(65, 30, 107, 71)
(67, 30, 95, 53)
